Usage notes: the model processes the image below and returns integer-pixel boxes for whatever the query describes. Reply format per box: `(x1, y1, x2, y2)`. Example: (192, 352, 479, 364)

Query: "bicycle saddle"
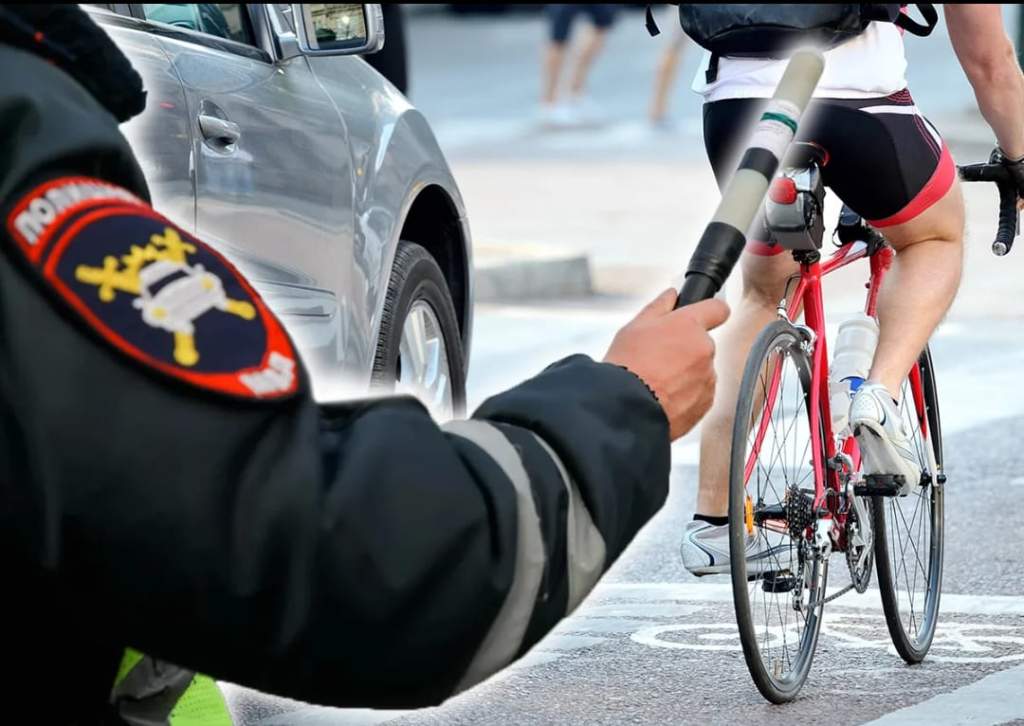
(783, 142, 828, 170)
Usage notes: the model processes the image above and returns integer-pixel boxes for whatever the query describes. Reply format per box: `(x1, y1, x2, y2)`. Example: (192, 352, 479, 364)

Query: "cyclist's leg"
(695, 98, 799, 519)
(815, 95, 963, 399)
(818, 94, 962, 481)
(867, 182, 963, 396)
(697, 248, 799, 518)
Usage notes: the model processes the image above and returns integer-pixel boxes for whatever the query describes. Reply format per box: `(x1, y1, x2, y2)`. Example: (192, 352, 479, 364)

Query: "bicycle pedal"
(854, 473, 905, 497)
(761, 570, 797, 594)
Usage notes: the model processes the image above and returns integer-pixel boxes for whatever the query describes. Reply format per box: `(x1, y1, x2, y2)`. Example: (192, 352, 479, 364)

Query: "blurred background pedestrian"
(540, 4, 619, 127)
(648, 5, 690, 128)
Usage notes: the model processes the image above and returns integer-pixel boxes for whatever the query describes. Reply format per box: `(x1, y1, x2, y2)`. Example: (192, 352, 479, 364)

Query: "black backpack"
(654, 4, 938, 83)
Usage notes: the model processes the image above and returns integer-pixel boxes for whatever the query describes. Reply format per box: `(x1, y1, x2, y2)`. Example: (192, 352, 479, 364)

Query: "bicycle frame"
(744, 236, 930, 550)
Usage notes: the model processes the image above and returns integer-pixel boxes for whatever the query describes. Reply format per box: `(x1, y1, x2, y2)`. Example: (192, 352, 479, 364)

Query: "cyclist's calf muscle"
(868, 180, 964, 396)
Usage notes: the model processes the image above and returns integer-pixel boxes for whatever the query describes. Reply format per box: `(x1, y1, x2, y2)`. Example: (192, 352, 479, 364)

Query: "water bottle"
(829, 314, 879, 434)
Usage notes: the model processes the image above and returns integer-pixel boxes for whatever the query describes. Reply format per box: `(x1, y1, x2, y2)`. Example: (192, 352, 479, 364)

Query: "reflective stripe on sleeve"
(527, 432, 606, 612)
(444, 419, 547, 691)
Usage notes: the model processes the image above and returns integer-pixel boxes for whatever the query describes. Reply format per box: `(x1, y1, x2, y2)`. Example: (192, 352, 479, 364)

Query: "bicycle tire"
(729, 319, 828, 703)
(870, 346, 943, 663)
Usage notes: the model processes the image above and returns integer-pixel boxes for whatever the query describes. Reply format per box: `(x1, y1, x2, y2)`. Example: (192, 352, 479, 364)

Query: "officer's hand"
(604, 289, 730, 441)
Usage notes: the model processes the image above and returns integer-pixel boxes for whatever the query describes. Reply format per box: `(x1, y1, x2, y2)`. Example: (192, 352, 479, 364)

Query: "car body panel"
(86, 4, 472, 402)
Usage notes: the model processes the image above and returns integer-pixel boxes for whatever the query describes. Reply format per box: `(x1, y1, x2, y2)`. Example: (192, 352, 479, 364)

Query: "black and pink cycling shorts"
(703, 90, 957, 256)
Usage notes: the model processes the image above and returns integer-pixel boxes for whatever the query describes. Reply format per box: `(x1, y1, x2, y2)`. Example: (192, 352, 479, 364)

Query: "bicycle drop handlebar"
(958, 159, 1021, 256)
(675, 49, 825, 308)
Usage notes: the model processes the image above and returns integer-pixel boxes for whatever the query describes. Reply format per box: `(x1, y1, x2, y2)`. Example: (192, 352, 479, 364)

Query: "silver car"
(86, 3, 472, 413)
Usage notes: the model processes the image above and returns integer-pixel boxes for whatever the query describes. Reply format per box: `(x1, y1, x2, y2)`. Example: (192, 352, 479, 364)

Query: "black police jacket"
(0, 43, 670, 723)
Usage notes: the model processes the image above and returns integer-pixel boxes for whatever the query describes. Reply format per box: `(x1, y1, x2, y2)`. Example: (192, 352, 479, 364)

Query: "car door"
(87, 7, 195, 233)
(134, 3, 362, 397)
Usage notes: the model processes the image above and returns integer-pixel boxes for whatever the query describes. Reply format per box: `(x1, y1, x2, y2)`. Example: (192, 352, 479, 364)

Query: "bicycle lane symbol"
(630, 612, 1024, 663)
(821, 613, 1024, 664)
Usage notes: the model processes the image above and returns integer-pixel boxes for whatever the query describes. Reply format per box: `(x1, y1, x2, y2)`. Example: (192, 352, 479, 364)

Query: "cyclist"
(682, 4, 1024, 575)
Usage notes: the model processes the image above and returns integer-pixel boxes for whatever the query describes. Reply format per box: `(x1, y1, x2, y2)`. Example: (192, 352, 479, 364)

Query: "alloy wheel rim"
(397, 299, 453, 418)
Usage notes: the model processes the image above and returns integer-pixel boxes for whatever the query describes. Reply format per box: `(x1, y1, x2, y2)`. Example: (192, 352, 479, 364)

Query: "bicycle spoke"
(894, 448, 929, 623)
(892, 499, 923, 636)
(762, 365, 801, 491)
(752, 355, 806, 510)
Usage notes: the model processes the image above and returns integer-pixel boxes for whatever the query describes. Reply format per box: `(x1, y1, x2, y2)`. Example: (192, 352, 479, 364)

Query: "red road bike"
(729, 144, 1017, 702)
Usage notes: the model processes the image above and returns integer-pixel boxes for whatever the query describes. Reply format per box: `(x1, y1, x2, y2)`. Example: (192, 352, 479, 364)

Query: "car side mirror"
(292, 4, 384, 57)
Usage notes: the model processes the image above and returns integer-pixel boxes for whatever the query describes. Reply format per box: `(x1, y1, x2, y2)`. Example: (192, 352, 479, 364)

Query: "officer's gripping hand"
(604, 289, 729, 441)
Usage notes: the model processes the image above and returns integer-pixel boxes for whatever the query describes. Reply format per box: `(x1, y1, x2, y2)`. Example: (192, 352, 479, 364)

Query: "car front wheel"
(371, 241, 466, 418)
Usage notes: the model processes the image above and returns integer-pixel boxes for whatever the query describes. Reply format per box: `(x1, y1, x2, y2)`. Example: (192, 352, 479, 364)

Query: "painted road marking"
(556, 617, 661, 635)
(630, 612, 1024, 663)
(592, 582, 1024, 617)
(864, 661, 1024, 725)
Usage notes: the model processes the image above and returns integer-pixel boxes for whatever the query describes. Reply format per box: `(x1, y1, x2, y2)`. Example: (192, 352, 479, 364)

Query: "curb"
(473, 243, 592, 302)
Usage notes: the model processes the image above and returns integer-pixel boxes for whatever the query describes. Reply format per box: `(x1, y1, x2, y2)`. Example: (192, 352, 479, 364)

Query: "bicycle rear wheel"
(871, 346, 943, 663)
(729, 320, 828, 703)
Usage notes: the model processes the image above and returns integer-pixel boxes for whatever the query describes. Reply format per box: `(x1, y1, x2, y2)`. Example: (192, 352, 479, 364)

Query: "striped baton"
(676, 49, 825, 307)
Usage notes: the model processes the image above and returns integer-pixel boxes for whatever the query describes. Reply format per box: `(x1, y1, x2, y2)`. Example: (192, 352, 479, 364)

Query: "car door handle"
(198, 114, 241, 145)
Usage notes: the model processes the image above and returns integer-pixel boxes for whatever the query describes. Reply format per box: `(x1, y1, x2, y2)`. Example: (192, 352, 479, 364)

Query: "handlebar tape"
(676, 49, 825, 308)
(958, 162, 1020, 256)
(994, 179, 1018, 256)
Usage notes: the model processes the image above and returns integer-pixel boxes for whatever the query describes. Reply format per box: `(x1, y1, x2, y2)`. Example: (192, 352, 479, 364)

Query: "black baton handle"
(676, 222, 748, 306)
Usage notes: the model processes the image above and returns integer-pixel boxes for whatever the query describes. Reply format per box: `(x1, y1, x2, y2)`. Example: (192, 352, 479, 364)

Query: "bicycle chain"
(805, 582, 855, 610)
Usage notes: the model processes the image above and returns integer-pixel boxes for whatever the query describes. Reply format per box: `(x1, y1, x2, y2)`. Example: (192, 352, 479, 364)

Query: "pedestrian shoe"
(538, 102, 575, 128)
(567, 94, 601, 125)
(680, 520, 791, 577)
(850, 382, 922, 495)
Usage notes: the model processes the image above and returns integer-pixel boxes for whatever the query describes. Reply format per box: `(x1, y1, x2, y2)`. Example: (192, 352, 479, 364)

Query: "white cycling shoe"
(681, 520, 791, 577)
(850, 382, 922, 494)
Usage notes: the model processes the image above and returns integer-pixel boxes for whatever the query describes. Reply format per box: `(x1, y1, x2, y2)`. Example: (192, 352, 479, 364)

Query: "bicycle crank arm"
(676, 49, 825, 307)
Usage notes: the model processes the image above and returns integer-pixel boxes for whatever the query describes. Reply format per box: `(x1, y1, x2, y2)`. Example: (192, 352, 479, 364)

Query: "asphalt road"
(222, 308, 1024, 725)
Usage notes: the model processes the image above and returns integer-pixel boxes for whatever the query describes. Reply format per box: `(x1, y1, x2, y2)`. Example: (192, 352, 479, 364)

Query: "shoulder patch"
(5, 177, 300, 400)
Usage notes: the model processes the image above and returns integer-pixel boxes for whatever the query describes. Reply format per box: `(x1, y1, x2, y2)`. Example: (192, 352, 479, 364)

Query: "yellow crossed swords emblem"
(74, 227, 256, 367)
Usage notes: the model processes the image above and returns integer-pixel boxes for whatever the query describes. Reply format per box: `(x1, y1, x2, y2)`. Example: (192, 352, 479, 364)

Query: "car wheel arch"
(395, 184, 472, 355)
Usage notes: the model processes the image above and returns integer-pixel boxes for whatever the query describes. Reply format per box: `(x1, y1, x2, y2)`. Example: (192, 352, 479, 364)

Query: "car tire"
(371, 241, 467, 417)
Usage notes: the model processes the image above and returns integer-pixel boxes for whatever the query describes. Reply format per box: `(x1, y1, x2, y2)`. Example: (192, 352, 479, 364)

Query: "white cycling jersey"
(691, 22, 908, 102)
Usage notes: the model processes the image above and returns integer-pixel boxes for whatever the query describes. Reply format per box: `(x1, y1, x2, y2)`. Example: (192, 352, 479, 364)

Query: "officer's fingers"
(674, 298, 731, 331)
(633, 288, 678, 321)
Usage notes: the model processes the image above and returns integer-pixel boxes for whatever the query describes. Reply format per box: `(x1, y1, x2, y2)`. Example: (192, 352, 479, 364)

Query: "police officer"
(0, 6, 728, 724)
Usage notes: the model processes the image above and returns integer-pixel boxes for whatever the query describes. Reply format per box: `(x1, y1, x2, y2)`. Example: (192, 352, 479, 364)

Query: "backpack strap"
(645, 5, 661, 37)
(894, 4, 938, 37)
(705, 52, 720, 84)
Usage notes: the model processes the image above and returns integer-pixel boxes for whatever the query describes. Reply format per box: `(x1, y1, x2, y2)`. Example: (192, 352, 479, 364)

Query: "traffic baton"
(675, 49, 825, 307)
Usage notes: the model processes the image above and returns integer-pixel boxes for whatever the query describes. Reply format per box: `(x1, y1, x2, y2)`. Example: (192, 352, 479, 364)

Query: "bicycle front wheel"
(729, 320, 828, 703)
(871, 346, 944, 663)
